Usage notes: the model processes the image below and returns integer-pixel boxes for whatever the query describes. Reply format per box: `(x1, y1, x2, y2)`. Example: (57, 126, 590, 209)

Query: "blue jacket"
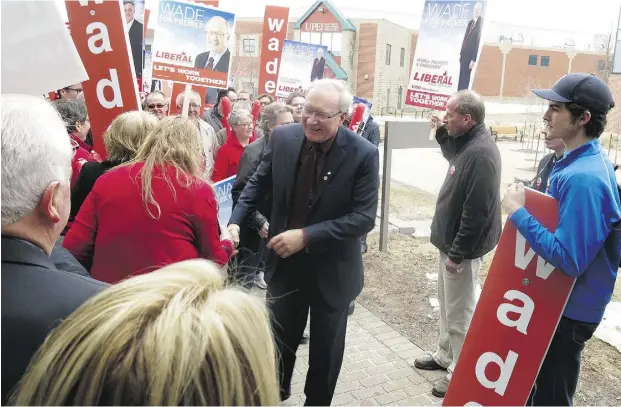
(510, 139, 621, 323)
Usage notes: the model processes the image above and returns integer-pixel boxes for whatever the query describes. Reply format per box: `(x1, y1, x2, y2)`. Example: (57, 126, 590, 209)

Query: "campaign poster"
(352, 96, 373, 131)
(151, 0, 235, 89)
(123, 0, 145, 80)
(276, 40, 328, 99)
(214, 175, 235, 227)
(406, 1, 487, 110)
(444, 189, 575, 406)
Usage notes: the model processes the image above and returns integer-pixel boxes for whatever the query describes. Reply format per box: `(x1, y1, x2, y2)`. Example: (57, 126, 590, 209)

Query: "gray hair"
(452, 90, 485, 123)
(176, 90, 201, 107)
(2, 95, 72, 225)
(228, 109, 252, 127)
(144, 91, 166, 106)
(53, 99, 88, 133)
(197, 120, 216, 179)
(260, 103, 294, 134)
(306, 79, 353, 113)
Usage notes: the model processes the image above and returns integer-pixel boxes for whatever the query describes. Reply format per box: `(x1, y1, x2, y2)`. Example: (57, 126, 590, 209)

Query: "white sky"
(55, 0, 621, 49)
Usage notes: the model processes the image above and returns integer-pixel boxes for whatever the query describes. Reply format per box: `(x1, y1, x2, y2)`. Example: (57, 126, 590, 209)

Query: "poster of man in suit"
(123, 0, 144, 80)
(276, 40, 328, 99)
(405, 0, 487, 110)
(151, 0, 235, 88)
(458, 2, 483, 90)
(194, 16, 231, 73)
(310, 47, 326, 81)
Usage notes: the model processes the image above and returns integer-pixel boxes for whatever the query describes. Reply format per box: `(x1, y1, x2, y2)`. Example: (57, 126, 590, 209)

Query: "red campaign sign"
(444, 189, 575, 406)
(258, 5, 289, 97)
(65, 0, 141, 158)
(405, 89, 449, 110)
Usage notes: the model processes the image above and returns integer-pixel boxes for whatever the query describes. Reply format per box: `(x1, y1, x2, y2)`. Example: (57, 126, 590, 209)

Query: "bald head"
(206, 16, 229, 54)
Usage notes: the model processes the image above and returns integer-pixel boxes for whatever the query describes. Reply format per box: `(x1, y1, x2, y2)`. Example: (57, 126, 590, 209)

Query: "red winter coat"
(70, 132, 101, 189)
(63, 162, 233, 283)
(212, 131, 256, 182)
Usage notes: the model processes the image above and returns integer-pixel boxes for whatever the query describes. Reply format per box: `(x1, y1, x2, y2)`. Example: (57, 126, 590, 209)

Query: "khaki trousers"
(432, 251, 482, 376)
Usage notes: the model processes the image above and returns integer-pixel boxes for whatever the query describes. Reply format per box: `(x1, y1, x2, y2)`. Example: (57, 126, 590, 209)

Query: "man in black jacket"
(413, 90, 502, 398)
(231, 103, 294, 289)
(1, 95, 106, 403)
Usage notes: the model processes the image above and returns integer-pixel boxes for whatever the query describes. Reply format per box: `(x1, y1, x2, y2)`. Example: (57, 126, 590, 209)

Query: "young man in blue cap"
(503, 73, 621, 406)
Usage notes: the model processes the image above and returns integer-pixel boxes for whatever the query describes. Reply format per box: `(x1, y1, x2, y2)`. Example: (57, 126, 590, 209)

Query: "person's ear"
(38, 181, 63, 224)
(580, 110, 592, 126)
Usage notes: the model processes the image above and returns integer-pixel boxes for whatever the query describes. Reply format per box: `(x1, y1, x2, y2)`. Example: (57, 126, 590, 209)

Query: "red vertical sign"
(258, 6, 289, 97)
(444, 189, 575, 406)
(65, 0, 141, 158)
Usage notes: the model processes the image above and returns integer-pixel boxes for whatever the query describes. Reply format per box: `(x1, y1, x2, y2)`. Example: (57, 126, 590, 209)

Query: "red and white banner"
(257, 5, 289, 97)
(151, 0, 235, 89)
(444, 189, 575, 406)
(65, 0, 141, 158)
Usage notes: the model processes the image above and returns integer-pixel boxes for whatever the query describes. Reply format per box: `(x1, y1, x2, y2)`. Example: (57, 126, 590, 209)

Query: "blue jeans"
(528, 316, 598, 406)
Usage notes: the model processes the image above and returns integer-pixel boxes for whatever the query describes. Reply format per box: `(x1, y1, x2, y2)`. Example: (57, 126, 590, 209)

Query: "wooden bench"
(490, 125, 521, 142)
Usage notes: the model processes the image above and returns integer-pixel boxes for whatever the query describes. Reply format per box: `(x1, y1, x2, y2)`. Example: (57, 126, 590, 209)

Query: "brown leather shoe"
(413, 354, 446, 371)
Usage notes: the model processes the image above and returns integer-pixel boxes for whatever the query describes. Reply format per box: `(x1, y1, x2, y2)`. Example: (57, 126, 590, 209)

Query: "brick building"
(147, 0, 608, 111)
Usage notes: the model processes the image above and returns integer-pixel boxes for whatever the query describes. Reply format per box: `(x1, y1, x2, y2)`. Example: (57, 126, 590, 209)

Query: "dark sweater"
(70, 160, 119, 221)
(430, 124, 502, 263)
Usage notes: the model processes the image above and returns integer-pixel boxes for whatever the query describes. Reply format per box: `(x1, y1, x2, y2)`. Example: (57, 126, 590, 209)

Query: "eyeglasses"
(147, 103, 167, 109)
(235, 122, 253, 128)
(65, 87, 83, 93)
(208, 31, 227, 38)
(302, 107, 342, 121)
(188, 103, 200, 109)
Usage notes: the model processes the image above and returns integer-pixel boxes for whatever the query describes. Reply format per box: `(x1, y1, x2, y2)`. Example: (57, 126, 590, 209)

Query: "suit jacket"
(194, 49, 231, 73)
(128, 20, 144, 78)
(460, 17, 483, 63)
(310, 57, 326, 81)
(229, 124, 380, 308)
(232, 135, 271, 253)
(1, 236, 106, 403)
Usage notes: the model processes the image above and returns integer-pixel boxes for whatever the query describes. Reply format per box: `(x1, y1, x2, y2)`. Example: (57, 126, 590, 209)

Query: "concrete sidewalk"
(283, 302, 445, 406)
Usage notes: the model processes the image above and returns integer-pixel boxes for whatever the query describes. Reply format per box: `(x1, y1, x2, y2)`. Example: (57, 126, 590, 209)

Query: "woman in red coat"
(212, 109, 256, 182)
(52, 99, 102, 188)
(64, 117, 234, 283)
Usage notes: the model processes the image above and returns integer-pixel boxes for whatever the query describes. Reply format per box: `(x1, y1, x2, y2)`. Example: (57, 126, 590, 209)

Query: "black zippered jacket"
(430, 123, 502, 263)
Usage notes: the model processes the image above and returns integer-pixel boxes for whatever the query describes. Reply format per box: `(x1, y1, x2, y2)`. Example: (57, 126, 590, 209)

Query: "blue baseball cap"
(532, 73, 615, 114)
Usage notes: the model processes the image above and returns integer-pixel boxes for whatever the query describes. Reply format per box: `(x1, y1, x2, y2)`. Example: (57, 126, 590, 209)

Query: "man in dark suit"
(124, 1, 143, 79)
(1, 95, 106, 403)
(194, 16, 231, 73)
(310, 47, 326, 82)
(457, 2, 483, 91)
(228, 79, 379, 405)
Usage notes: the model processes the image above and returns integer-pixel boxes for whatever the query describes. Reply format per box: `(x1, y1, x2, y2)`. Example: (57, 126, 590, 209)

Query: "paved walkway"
(282, 302, 445, 406)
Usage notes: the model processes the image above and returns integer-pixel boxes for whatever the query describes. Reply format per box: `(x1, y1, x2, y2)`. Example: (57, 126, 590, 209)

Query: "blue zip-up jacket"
(510, 139, 621, 323)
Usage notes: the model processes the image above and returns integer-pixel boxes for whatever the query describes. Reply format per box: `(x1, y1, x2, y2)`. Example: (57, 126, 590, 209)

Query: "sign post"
(444, 189, 575, 406)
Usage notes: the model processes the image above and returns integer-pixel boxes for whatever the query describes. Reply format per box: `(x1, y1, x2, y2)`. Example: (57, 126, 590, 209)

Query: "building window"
(300, 31, 343, 56)
(386, 88, 391, 107)
(331, 33, 342, 55)
(598, 60, 606, 71)
(528, 55, 538, 66)
(242, 38, 256, 55)
(386, 44, 392, 65)
(540, 56, 550, 67)
(400, 47, 405, 67)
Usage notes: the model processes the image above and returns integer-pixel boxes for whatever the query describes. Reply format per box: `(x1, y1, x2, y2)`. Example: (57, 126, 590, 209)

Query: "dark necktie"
(289, 143, 319, 229)
(205, 57, 215, 70)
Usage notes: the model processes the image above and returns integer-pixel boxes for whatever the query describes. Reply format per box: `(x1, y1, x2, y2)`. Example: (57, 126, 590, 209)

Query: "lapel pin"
(323, 176, 328, 180)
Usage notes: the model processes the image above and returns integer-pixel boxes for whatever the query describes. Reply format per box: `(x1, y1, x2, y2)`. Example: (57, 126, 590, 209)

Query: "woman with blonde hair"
(10, 259, 280, 406)
(64, 117, 234, 283)
(70, 111, 158, 224)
